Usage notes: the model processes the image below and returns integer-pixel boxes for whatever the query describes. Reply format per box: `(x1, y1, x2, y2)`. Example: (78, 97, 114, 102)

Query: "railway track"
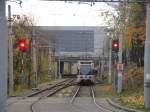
(7, 81, 130, 112)
(7, 79, 74, 107)
(28, 79, 75, 97)
(30, 78, 75, 112)
(70, 86, 125, 112)
(7, 78, 76, 112)
(90, 86, 113, 112)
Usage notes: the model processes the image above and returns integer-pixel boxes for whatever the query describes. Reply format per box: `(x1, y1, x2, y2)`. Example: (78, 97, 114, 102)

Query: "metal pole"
(55, 62, 58, 79)
(48, 47, 51, 79)
(0, 0, 8, 112)
(144, 1, 150, 109)
(21, 57, 24, 89)
(8, 5, 14, 96)
(58, 58, 61, 79)
(101, 43, 105, 78)
(32, 28, 38, 88)
(98, 57, 101, 78)
(117, 3, 124, 93)
(108, 35, 112, 84)
(58, 46, 61, 79)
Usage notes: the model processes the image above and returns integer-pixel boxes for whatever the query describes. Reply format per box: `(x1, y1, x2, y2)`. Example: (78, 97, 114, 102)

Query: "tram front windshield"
(80, 65, 92, 75)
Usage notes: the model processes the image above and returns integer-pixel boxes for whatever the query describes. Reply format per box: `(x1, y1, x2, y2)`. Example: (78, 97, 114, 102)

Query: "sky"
(6, 0, 116, 26)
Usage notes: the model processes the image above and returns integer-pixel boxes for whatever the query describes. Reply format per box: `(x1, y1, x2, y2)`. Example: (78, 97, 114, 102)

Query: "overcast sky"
(6, 0, 116, 26)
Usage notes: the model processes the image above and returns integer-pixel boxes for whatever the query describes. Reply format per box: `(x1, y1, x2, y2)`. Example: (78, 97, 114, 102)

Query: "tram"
(77, 60, 96, 85)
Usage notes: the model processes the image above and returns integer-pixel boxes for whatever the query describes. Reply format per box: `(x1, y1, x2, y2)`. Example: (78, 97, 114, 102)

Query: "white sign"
(146, 74, 150, 80)
(117, 63, 124, 71)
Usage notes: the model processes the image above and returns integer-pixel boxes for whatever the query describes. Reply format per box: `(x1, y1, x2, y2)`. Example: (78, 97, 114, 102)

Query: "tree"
(12, 15, 33, 90)
(124, 2, 146, 66)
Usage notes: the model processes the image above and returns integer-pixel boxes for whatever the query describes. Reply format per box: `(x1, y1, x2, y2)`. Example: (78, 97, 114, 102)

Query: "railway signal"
(112, 39, 119, 52)
(18, 39, 27, 52)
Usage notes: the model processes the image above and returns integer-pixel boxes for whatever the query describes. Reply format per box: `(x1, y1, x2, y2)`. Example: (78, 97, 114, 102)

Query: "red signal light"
(18, 39, 27, 52)
(113, 43, 118, 48)
(20, 43, 25, 47)
(112, 40, 119, 52)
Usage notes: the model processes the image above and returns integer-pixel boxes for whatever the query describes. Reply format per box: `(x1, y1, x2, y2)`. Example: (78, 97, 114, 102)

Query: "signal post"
(144, 0, 150, 109)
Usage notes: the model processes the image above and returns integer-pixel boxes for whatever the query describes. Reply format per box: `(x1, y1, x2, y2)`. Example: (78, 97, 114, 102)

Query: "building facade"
(38, 26, 109, 58)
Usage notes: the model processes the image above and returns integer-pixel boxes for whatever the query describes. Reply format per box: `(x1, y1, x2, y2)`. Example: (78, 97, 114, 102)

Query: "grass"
(144, 109, 150, 112)
(97, 83, 150, 111)
(116, 89, 144, 110)
(96, 83, 117, 98)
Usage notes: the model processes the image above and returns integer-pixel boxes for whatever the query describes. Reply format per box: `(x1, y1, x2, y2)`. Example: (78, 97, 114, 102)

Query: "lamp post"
(106, 27, 114, 84)
(109, 34, 112, 84)
(107, 32, 112, 84)
(0, 0, 7, 111)
(8, 5, 20, 95)
(8, 5, 14, 96)
(32, 27, 38, 89)
(117, 3, 126, 93)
